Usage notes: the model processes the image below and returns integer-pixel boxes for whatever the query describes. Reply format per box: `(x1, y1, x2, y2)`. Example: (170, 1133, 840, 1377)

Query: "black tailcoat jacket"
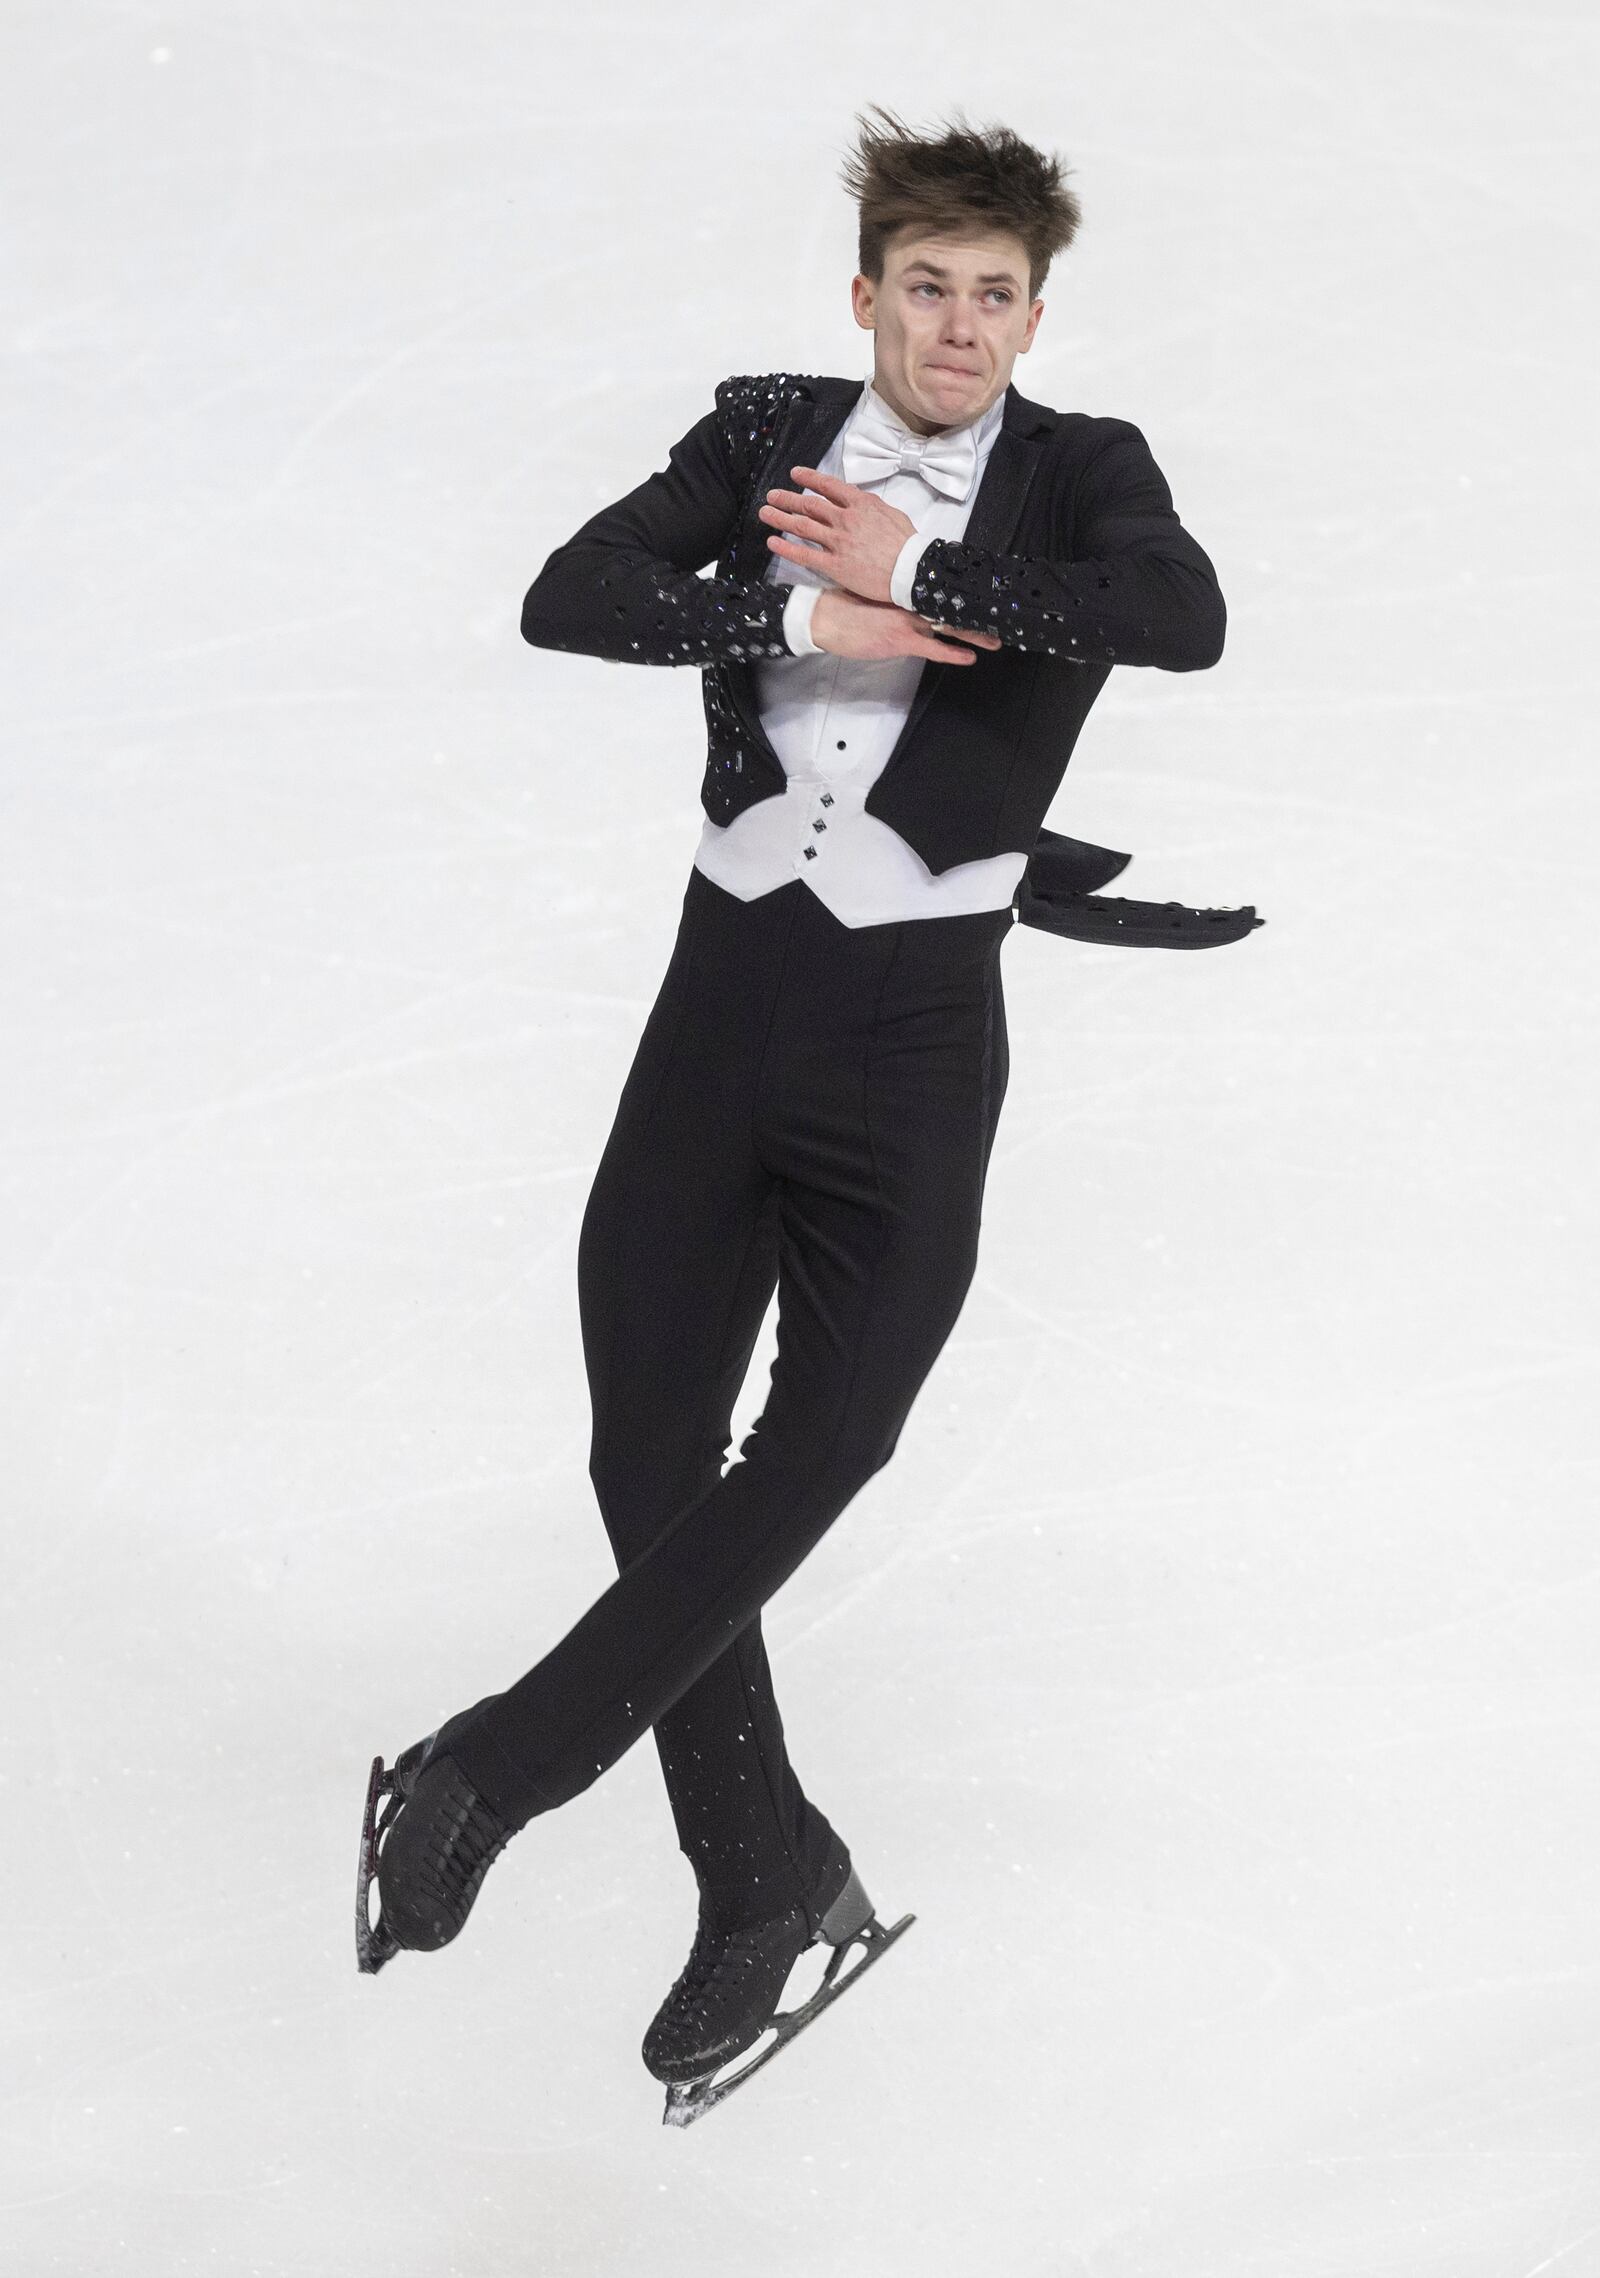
(520, 371, 1260, 949)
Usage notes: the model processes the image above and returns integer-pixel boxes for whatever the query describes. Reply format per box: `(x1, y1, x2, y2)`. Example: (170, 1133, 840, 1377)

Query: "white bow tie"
(838, 395, 980, 501)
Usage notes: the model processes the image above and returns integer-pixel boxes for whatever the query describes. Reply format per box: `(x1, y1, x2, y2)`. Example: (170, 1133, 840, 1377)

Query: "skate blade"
(355, 1753, 403, 1975)
(661, 1909, 916, 2129)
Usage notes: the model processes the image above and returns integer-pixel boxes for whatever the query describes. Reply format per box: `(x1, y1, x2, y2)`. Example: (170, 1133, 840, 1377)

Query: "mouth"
(929, 364, 978, 377)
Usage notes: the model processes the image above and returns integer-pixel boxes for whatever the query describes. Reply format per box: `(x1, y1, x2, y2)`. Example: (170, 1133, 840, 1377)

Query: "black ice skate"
(644, 1864, 915, 2128)
(355, 1699, 514, 1974)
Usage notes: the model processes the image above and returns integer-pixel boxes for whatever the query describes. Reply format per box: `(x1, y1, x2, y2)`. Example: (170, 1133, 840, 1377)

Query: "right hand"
(810, 586, 1003, 664)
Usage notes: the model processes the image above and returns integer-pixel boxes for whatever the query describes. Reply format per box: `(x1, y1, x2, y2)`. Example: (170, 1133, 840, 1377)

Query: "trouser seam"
(547, 931, 902, 1829)
(593, 879, 708, 1524)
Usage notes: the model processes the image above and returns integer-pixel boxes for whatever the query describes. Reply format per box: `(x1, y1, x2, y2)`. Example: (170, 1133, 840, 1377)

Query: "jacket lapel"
(722, 373, 1055, 768)
(720, 377, 858, 754)
(728, 376, 860, 585)
(876, 377, 1054, 777)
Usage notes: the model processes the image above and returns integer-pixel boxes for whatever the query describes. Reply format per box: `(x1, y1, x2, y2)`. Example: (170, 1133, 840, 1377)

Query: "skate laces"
(417, 1764, 510, 1905)
(682, 1902, 801, 1993)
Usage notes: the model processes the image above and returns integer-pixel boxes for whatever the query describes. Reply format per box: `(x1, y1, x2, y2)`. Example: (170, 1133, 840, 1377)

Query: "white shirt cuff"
(782, 580, 825, 655)
(890, 530, 930, 611)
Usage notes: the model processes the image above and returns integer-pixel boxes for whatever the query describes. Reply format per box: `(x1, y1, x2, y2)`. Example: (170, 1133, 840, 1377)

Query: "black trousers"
(449, 862, 1012, 1934)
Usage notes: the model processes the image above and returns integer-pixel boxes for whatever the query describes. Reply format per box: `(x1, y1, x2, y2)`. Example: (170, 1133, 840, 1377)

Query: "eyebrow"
(902, 259, 1022, 288)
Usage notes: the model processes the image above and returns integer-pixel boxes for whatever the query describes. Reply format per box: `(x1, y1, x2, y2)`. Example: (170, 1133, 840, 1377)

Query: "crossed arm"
(519, 391, 796, 668)
(763, 422, 1226, 672)
(521, 389, 1225, 676)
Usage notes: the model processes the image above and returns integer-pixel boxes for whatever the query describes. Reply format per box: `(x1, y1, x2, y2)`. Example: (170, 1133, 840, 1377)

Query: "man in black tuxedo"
(359, 106, 1238, 2120)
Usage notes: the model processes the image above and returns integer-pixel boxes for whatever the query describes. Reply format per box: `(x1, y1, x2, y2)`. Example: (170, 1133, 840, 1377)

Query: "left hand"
(759, 466, 916, 604)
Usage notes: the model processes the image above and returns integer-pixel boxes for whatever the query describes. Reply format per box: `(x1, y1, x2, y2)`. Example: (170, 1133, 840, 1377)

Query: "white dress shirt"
(691, 377, 1028, 928)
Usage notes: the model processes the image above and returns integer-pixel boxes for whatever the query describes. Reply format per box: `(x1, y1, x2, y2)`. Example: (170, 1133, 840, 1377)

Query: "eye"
(912, 283, 1012, 304)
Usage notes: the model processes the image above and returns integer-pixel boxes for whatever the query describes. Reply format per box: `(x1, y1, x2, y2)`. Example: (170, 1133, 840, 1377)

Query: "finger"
(764, 486, 835, 517)
(789, 465, 855, 501)
(928, 634, 990, 660)
(759, 503, 831, 538)
(919, 618, 1001, 647)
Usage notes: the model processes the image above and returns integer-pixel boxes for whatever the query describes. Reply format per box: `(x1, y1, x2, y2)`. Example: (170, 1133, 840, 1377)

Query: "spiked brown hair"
(839, 103, 1082, 305)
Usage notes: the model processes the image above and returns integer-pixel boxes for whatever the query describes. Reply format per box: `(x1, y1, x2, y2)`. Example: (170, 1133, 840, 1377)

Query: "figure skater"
(355, 102, 1252, 2126)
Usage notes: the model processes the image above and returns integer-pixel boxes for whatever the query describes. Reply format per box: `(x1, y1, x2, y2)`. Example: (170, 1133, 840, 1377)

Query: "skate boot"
(643, 1847, 916, 2127)
(355, 1693, 516, 1973)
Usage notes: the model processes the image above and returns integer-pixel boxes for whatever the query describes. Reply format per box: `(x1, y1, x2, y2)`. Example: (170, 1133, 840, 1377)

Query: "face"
(851, 227, 1044, 435)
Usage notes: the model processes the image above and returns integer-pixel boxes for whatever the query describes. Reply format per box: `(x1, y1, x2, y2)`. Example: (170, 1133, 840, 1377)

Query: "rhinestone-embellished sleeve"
(519, 378, 797, 667)
(910, 420, 1226, 672)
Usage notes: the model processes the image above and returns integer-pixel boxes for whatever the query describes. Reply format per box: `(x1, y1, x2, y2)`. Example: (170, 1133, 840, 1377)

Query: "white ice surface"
(3, 6, 1598, 2274)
